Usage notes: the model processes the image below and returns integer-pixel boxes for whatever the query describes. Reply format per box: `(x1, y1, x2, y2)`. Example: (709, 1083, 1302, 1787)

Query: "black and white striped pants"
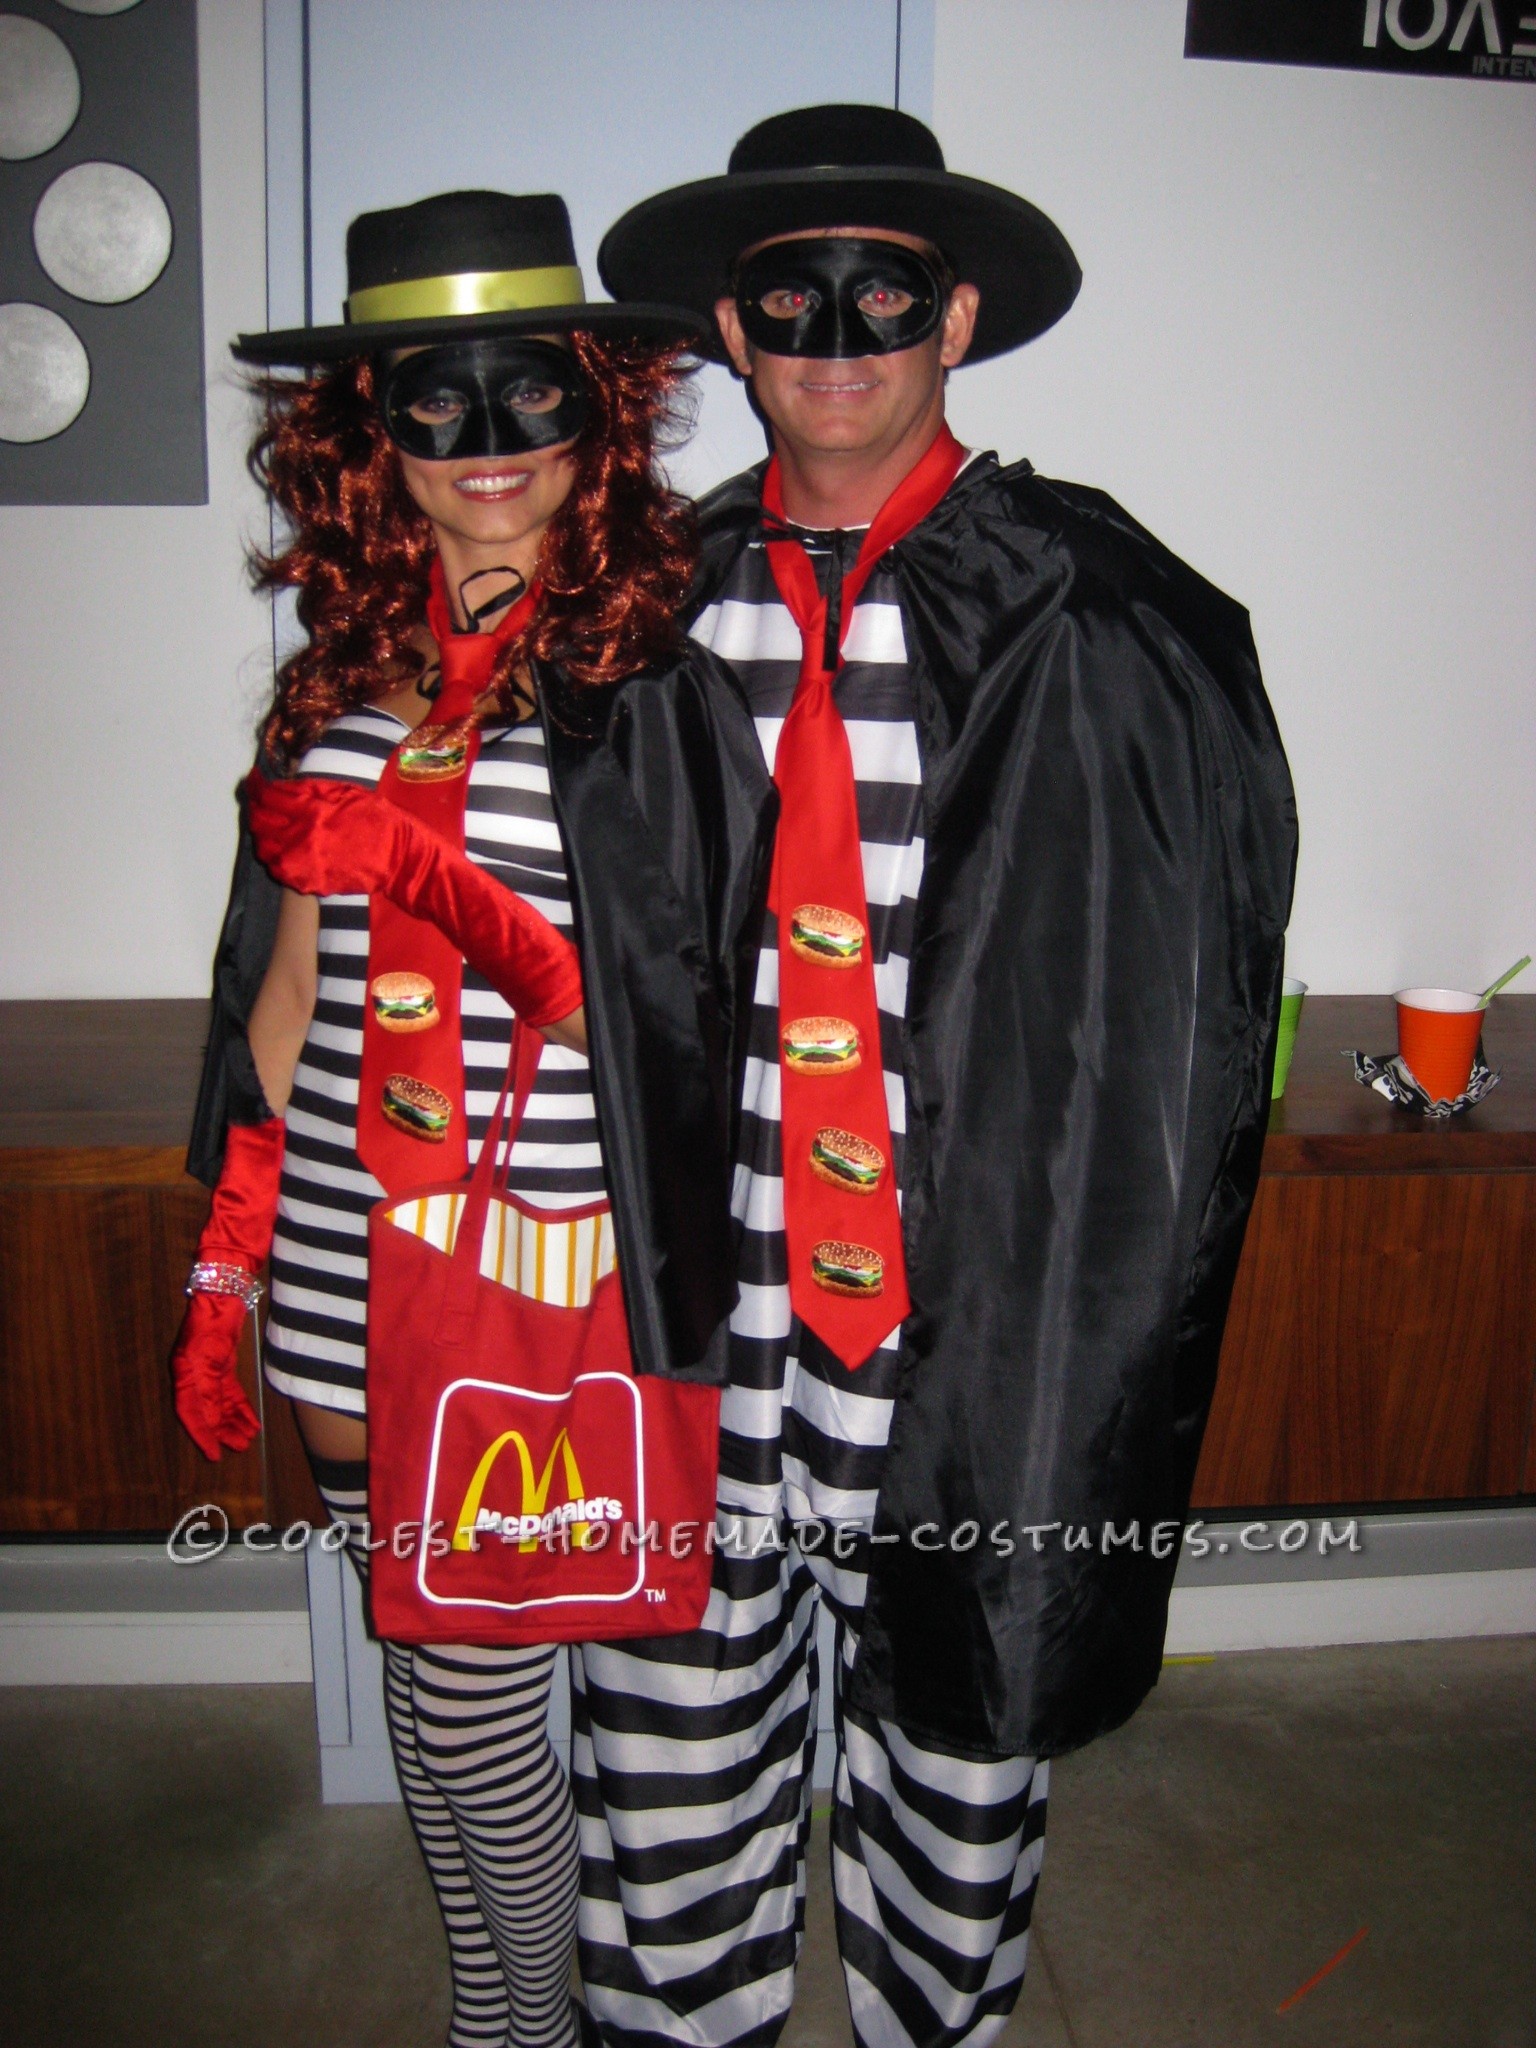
(570, 1335, 1048, 2048)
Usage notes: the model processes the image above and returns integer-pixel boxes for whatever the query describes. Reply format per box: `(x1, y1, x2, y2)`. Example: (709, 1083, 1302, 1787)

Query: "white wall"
(0, 0, 270, 999)
(2, 0, 1530, 1000)
(935, 0, 1535, 994)
(300, 0, 905, 505)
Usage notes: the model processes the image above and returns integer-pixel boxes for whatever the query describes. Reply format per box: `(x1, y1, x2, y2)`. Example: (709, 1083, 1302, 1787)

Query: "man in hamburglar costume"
(567, 106, 1297, 2048)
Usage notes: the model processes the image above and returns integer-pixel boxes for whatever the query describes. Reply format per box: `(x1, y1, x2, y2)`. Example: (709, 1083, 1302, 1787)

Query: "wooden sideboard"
(1, 996, 1532, 1532)
(0, 1001, 322, 1532)
(1192, 992, 1536, 1509)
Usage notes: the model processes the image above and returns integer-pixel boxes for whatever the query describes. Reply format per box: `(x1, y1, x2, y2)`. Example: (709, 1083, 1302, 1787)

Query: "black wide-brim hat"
(599, 104, 1081, 366)
(234, 189, 707, 366)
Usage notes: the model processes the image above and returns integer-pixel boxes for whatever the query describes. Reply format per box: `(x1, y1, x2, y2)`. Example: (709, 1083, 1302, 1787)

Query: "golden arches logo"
(453, 1426, 592, 1554)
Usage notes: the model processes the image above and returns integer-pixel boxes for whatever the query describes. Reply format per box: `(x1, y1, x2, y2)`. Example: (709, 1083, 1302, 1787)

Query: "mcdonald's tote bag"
(363, 1032, 721, 1646)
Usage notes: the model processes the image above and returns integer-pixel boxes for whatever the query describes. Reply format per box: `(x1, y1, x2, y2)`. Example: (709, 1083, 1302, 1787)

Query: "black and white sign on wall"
(1186, 0, 1536, 81)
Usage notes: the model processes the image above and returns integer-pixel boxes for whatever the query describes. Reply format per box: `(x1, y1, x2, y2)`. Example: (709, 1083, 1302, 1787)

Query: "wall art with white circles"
(0, 0, 205, 503)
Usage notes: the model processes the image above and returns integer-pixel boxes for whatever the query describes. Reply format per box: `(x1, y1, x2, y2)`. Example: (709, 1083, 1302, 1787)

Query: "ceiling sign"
(1185, 0, 1536, 81)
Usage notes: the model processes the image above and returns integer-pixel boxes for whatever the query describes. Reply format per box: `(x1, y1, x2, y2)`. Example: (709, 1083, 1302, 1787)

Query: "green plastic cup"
(1271, 977, 1307, 1100)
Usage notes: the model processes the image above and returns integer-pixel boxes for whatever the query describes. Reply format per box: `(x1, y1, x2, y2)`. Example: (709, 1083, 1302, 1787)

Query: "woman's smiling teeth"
(454, 469, 532, 498)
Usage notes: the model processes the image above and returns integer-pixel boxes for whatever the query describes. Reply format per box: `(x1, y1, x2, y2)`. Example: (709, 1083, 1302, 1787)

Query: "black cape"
(192, 447, 1295, 1759)
(691, 452, 1296, 1758)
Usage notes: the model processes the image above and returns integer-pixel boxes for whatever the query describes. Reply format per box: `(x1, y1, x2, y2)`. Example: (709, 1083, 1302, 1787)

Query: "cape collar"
(688, 447, 1005, 622)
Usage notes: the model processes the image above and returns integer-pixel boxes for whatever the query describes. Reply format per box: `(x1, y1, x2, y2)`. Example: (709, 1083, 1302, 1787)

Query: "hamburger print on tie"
(381, 1074, 453, 1143)
(355, 562, 541, 1196)
(396, 719, 473, 783)
(370, 971, 441, 1033)
(809, 1126, 886, 1195)
(760, 426, 966, 1366)
(788, 903, 864, 968)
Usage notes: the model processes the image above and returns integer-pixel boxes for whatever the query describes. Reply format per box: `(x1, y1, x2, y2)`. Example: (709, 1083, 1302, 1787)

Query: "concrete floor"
(2, 1639, 1532, 2048)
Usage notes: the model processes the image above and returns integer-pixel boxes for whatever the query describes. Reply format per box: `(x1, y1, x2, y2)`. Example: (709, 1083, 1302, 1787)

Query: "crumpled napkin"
(1348, 1050, 1500, 1118)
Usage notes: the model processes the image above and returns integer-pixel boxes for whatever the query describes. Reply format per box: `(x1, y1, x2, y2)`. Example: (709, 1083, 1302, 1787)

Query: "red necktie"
(356, 560, 538, 1196)
(763, 424, 966, 1368)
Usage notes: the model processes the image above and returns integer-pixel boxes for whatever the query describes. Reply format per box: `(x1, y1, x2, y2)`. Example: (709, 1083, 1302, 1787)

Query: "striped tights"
(312, 1458, 580, 2048)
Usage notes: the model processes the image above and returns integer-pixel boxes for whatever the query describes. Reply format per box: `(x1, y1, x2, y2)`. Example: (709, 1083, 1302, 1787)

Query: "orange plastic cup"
(1394, 988, 1484, 1103)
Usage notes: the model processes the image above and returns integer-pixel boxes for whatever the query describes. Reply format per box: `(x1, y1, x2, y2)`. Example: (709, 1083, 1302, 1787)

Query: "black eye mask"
(732, 236, 946, 359)
(379, 339, 589, 460)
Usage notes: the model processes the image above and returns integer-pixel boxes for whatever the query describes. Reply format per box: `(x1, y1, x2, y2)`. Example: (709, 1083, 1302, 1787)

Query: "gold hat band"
(347, 263, 587, 325)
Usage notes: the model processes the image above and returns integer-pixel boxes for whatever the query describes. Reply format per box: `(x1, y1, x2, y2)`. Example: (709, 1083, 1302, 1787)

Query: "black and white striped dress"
(572, 515, 1047, 2048)
(264, 705, 605, 1417)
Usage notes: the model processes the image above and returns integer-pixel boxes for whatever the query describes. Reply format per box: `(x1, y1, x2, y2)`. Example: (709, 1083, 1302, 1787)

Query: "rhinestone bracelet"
(186, 1261, 263, 1312)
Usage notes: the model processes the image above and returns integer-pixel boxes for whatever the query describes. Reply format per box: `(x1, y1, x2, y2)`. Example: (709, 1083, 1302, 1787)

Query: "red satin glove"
(244, 770, 584, 1030)
(170, 1119, 284, 1461)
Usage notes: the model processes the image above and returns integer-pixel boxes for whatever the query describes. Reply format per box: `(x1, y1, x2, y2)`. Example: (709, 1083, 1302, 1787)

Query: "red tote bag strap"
(495, 1024, 544, 1200)
(436, 1022, 543, 1347)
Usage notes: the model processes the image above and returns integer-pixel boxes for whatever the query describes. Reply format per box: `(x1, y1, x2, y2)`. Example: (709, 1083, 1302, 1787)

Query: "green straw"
(1478, 954, 1531, 1005)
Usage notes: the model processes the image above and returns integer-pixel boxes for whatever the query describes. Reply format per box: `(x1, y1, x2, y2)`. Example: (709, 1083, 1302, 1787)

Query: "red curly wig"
(252, 335, 698, 766)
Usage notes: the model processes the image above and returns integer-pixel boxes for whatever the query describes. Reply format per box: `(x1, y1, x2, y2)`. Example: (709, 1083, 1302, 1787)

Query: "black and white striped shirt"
(264, 706, 604, 1417)
(691, 528, 924, 1566)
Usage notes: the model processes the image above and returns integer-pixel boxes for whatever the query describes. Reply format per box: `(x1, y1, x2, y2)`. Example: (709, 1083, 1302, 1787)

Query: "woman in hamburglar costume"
(171, 190, 777, 2048)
